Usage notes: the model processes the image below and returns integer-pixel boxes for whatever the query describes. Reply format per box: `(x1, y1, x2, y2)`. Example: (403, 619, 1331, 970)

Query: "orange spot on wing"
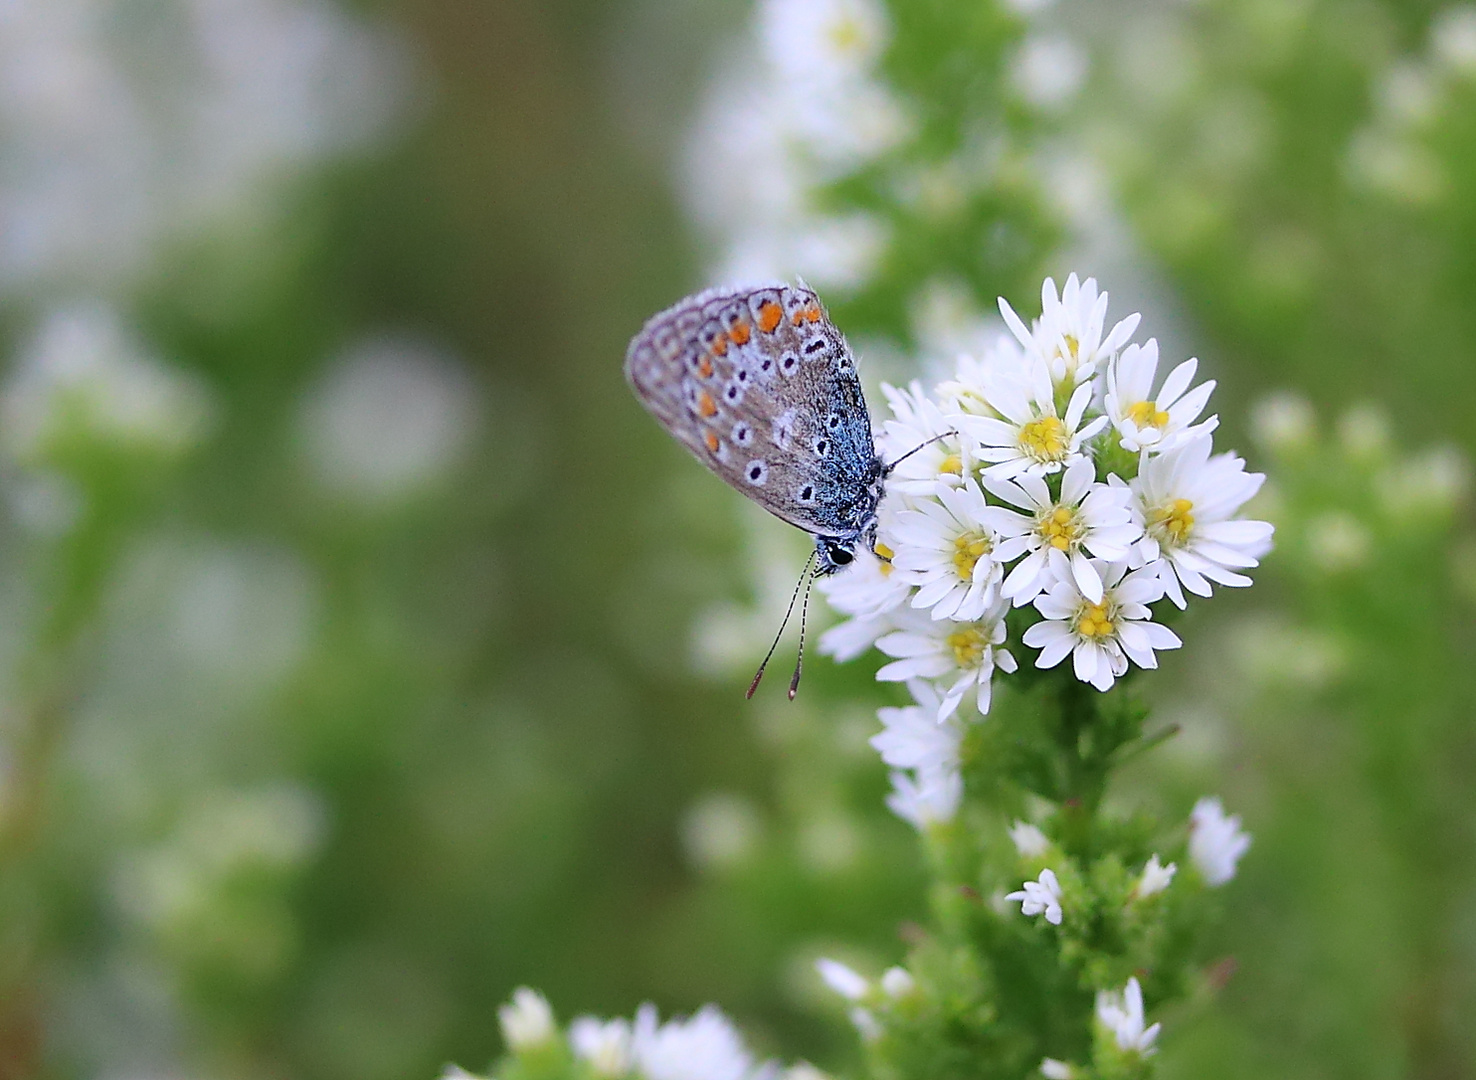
(791, 304, 821, 326)
(757, 301, 782, 333)
(704, 430, 720, 453)
(698, 355, 713, 378)
(697, 391, 718, 418)
(712, 332, 729, 356)
(729, 320, 751, 345)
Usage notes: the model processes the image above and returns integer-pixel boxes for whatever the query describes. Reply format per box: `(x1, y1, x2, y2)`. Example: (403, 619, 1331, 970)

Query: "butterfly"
(625, 282, 891, 697)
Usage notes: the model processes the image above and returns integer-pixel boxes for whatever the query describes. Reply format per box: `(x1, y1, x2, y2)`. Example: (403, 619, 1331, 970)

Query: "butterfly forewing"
(625, 284, 880, 542)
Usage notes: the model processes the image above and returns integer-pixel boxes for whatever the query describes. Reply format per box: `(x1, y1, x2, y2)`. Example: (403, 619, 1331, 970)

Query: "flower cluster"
(820, 274, 1273, 828)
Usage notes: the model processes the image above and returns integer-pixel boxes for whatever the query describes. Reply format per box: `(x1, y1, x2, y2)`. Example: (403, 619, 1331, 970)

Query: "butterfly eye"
(825, 542, 854, 566)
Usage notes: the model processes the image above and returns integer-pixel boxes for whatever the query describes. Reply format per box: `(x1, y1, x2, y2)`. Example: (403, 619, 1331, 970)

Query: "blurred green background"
(0, 1, 1472, 1078)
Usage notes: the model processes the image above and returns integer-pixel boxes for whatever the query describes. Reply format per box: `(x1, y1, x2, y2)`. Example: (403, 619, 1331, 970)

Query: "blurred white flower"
(878, 381, 968, 496)
(1022, 561, 1180, 692)
(1005, 867, 1063, 925)
(872, 682, 963, 773)
(1135, 854, 1177, 899)
(1250, 392, 1315, 453)
(880, 966, 915, 998)
(1432, 6, 1476, 75)
(815, 957, 869, 1001)
(1189, 797, 1251, 886)
(759, 0, 890, 90)
(986, 458, 1142, 606)
(885, 767, 962, 830)
(499, 987, 556, 1051)
(1095, 977, 1159, 1054)
(0, 0, 410, 294)
(570, 1016, 634, 1078)
(299, 335, 480, 504)
(2, 303, 212, 459)
(1131, 435, 1274, 609)
(1009, 820, 1050, 858)
(1105, 340, 1218, 454)
(631, 1003, 760, 1080)
(682, 793, 762, 872)
(1011, 35, 1088, 112)
(1040, 1059, 1075, 1079)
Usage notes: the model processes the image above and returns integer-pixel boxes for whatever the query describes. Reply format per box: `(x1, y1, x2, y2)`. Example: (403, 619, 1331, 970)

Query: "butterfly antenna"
(883, 430, 958, 474)
(747, 549, 817, 700)
(788, 562, 818, 700)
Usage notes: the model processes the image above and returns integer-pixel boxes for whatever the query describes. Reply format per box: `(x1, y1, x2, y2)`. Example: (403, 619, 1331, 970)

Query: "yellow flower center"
(951, 532, 993, 580)
(1126, 399, 1171, 430)
(947, 625, 989, 668)
(1061, 333, 1080, 360)
(827, 16, 865, 54)
(874, 542, 895, 577)
(937, 453, 963, 476)
(1037, 505, 1083, 552)
(1019, 415, 1069, 462)
(1075, 601, 1117, 640)
(1147, 498, 1195, 547)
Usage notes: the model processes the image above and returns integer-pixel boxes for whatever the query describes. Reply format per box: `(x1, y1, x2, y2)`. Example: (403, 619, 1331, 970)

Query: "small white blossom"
(570, 1016, 634, 1078)
(890, 480, 1004, 621)
(986, 458, 1142, 605)
(1189, 797, 1251, 886)
(872, 682, 963, 774)
(880, 966, 915, 998)
(1005, 867, 1064, 925)
(886, 768, 962, 830)
(1095, 977, 1160, 1054)
(499, 987, 555, 1051)
(440, 1067, 486, 1080)
(1132, 435, 1275, 609)
(1105, 340, 1218, 454)
(999, 274, 1141, 391)
(1040, 1060, 1076, 1080)
(1135, 854, 1177, 899)
(1022, 561, 1180, 692)
(816, 957, 870, 1000)
(935, 334, 1025, 418)
(963, 356, 1107, 480)
(1009, 821, 1050, 858)
(876, 595, 1017, 719)
(879, 380, 968, 494)
(631, 1003, 758, 1080)
(817, 543, 911, 623)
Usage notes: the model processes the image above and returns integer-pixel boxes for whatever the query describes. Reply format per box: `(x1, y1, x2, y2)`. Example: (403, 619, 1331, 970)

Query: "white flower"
(880, 967, 915, 998)
(936, 334, 1026, 418)
(890, 480, 1004, 621)
(1040, 1060, 1075, 1080)
(886, 768, 962, 829)
(1095, 977, 1160, 1054)
(499, 987, 555, 1051)
(1135, 854, 1177, 899)
(816, 958, 870, 1000)
(999, 274, 1141, 391)
(440, 1067, 486, 1080)
(817, 543, 911, 623)
(570, 1016, 634, 1078)
(631, 1003, 758, 1080)
(1005, 867, 1064, 925)
(1022, 561, 1180, 692)
(1131, 435, 1275, 609)
(963, 356, 1107, 480)
(759, 0, 890, 90)
(872, 682, 963, 773)
(878, 380, 968, 494)
(1105, 340, 1218, 454)
(876, 596, 1017, 719)
(1189, 797, 1251, 886)
(1009, 821, 1050, 858)
(985, 458, 1142, 605)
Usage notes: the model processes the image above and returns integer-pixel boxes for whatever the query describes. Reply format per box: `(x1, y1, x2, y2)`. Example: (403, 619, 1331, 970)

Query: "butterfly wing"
(625, 283, 881, 541)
